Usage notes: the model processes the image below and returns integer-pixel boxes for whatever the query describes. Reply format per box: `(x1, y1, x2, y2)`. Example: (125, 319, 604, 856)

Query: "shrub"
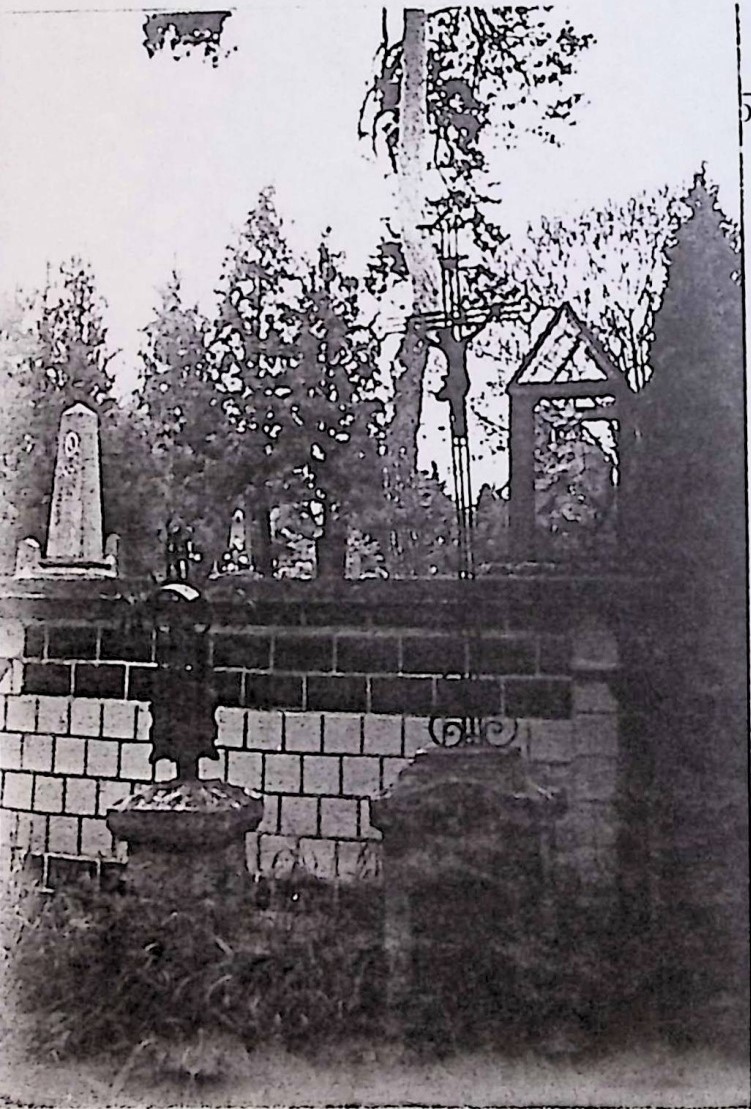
(4, 867, 384, 1068)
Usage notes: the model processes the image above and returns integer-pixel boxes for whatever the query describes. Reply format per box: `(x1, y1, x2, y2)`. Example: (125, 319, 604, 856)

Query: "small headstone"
(228, 508, 245, 551)
(15, 403, 118, 579)
(104, 532, 120, 568)
(14, 538, 41, 580)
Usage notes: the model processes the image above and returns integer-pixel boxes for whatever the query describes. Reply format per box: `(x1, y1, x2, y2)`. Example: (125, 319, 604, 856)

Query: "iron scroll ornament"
(427, 716, 520, 748)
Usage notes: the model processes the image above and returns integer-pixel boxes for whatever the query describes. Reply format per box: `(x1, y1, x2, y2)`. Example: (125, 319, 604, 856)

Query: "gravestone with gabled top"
(14, 403, 118, 579)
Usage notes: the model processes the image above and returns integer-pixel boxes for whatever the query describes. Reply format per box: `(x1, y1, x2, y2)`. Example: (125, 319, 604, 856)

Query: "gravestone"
(217, 507, 252, 574)
(371, 746, 565, 1045)
(228, 508, 245, 552)
(14, 403, 118, 579)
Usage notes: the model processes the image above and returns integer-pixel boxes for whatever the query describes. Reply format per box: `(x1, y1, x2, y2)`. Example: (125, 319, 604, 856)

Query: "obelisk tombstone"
(15, 402, 117, 579)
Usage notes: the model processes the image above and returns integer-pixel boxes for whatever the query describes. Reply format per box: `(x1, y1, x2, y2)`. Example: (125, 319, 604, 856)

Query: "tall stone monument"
(15, 403, 118, 579)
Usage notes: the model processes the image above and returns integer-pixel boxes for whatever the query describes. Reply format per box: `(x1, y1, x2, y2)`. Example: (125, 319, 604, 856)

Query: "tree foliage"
(360, 7, 594, 181)
(625, 175, 744, 580)
(134, 193, 387, 578)
(135, 273, 226, 577)
(142, 11, 234, 67)
(358, 6, 595, 543)
(502, 188, 683, 390)
(0, 262, 119, 570)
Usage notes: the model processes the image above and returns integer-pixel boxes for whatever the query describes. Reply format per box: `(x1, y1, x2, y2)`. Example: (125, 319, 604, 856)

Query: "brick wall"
(0, 576, 627, 882)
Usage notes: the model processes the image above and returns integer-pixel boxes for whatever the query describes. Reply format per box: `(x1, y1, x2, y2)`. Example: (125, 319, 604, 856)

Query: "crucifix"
(414, 218, 527, 578)
(415, 213, 530, 747)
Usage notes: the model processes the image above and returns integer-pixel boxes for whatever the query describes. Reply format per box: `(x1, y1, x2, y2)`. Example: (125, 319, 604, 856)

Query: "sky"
(0, 0, 743, 487)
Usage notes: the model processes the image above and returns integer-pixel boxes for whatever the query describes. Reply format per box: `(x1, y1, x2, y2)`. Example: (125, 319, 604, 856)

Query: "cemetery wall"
(0, 576, 633, 884)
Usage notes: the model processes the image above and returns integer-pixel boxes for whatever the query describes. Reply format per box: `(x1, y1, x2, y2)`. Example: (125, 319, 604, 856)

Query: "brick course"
(342, 756, 381, 797)
(284, 713, 322, 753)
(64, 777, 97, 816)
(279, 795, 319, 837)
(34, 775, 64, 814)
(322, 715, 362, 754)
(0, 734, 22, 772)
(86, 739, 119, 778)
(0, 585, 628, 888)
(6, 697, 37, 734)
(3, 771, 33, 810)
(320, 796, 358, 839)
(227, 750, 262, 792)
(302, 754, 340, 795)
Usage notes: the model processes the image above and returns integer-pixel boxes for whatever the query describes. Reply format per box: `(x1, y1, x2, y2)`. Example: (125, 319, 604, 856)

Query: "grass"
(1, 862, 747, 1106)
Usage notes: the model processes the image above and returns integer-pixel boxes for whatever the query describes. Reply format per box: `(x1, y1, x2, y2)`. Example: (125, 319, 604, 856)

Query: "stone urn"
(107, 778, 263, 899)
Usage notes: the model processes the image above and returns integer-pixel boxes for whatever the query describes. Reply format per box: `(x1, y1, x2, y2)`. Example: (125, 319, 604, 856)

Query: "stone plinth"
(371, 746, 565, 1042)
(107, 779, 263, 899)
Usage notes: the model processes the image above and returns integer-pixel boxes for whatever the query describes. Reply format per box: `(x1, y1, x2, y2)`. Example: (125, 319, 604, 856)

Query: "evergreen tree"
(626, 175, 743, 591)
(0, 294, 40, 571)
(291, 238, 385, 577)
(209, 189, 306, 574)
(136, 273, 229, 577)
(0, 261, 117, 565)
(626, 174, 747, 1044)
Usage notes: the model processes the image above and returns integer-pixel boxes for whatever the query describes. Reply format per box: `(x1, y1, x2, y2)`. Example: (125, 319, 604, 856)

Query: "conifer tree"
(136, 273, 229, 575)
(209, 189, 305, 574)
(0, 261, 118, 564)
(626, 176, 743, 585)
(292, 237, 384, 576)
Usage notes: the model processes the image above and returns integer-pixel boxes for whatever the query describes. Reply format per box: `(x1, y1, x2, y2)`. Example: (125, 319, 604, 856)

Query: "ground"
(0, 1028, 748, 1109)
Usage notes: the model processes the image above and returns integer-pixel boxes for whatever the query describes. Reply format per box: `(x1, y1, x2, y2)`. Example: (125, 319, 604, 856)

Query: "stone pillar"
(562, 615, 620, 895)
(45, 403, 105, 565)
(509, 393, 536, 560)
(15, 403, 117, 579)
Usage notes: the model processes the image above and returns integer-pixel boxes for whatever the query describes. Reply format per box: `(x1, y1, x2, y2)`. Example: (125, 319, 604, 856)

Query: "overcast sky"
(0, 0, 742, 409)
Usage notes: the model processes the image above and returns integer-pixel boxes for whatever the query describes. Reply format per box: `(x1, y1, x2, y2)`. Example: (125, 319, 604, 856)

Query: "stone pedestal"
(371, 746, 565, 1043)
(106, 779, 263, 899)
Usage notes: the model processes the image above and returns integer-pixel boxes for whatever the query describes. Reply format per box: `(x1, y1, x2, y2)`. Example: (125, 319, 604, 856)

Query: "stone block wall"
(0, 578, 624, 883)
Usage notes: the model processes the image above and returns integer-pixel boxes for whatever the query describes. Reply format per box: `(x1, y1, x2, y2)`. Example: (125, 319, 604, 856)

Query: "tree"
(359, 7, 595, 480)
(290, 237, 385, 576)
(0, 294, 41, 571)
(135, 273, 228, 577)
(437, 187, 685, 545)
(503, 188, 683, 391)
(0, 261, 118, 566)
(625, 174, 747, 1045)
(209, 189, 307, 575)
(626, 175, 744, 599)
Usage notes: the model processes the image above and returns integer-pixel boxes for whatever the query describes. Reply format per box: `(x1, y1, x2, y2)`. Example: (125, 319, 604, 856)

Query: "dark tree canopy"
(626, 176, 743, 572)
(624, 175, 744, 695)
